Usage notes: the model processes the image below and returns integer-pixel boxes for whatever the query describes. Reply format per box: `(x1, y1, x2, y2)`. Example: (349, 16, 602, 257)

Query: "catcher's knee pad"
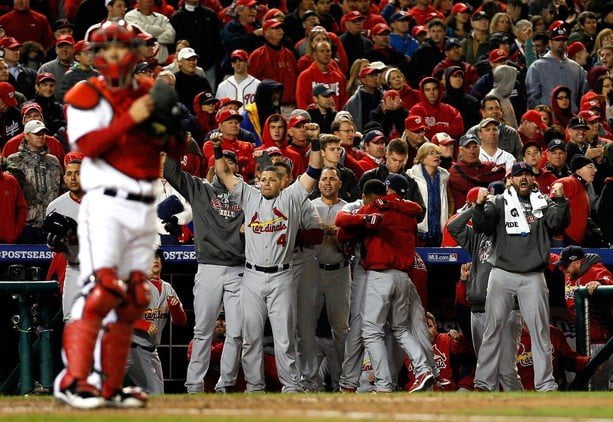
(100, 321, 133, 398)
(95, 268, 128, 299)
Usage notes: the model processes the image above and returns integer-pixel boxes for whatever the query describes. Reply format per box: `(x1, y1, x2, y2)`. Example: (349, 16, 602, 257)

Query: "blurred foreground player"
(54, 19, 185, 409)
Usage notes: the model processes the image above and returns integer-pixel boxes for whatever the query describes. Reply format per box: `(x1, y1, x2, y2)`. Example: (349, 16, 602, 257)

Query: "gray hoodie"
(488, 65, 518, 128)
(525, 52, 587, 113)
(163, 157, 245, 266)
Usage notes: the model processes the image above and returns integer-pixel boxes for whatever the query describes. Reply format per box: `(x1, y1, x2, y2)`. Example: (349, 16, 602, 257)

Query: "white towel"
(503, 186, 549, 235)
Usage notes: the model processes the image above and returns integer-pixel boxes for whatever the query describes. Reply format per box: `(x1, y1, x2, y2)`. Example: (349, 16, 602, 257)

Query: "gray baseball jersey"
(293, 199, 322, 264)
(231, 179, 309, 265)
(311, 198, 347, 264)
(132, 278, 180, 348)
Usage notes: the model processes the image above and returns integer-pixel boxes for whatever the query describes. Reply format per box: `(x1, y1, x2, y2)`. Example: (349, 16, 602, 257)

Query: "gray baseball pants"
(475, 268, 557, 391)
(185, 264, 243, 393)
(471, 310, 523, 391)
(241, 267, 301, 392)
(126, 346, 164, 394)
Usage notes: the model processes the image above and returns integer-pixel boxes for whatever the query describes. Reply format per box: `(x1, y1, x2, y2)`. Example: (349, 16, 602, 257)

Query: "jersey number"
(277, 234, 286, 247)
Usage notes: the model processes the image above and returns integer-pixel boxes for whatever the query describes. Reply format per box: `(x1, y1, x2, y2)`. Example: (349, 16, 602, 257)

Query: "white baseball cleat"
(55, 380, 105, 410)
(105, 386, 148, 408)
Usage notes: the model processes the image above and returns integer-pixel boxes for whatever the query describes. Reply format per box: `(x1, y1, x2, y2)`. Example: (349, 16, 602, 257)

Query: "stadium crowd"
(0, 0, 611, 397)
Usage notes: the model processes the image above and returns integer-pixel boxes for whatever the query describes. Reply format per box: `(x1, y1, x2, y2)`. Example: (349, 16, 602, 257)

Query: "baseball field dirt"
(1, 392, 613, 421)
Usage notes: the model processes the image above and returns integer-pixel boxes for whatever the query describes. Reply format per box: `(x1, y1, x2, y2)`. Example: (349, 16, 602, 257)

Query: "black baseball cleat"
(105, 386, 148, 408)
(55, 379, 105, 410)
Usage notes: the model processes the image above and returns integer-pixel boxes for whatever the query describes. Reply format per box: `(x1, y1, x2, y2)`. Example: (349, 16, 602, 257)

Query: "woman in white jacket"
(406, 142, 454, 246)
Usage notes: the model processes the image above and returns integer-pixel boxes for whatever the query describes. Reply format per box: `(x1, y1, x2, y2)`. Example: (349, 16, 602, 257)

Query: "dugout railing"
(1, 245, 612, 394)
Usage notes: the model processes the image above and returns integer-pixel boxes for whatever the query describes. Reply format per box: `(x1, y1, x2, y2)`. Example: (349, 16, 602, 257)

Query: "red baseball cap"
(74, 40, 92, 54)
(383, 89, 400, 100)
(548, 20, 564, 33)
(581, 99, 602, 112)
(216, 109, 244, 124)
(344, 11, 364, 22)
(266, 146, 283, 156)
(36, 72, 56, 84)
(405, 115, 426, 132)
(21, 102, 43, 116)
(230, 49, 249, 61)
(488, 48, 508, 63)
(451, 2, 470, 14)
(567, 41, 586, 58)
(64, 151, 85, 167)
(465, 187, 480, 204)
(288, 114, 310, 129)
(431, 132, 455, 145)
(218, 97, 244, 109)
(578, 110, 599, 122)
(56, 34, 75, 46)
(411, 25, 427, 37)
(358, 66, 378, 78)
(371, 23, 391, 36)
(0, 82, 17, 107)
(521, 109, 547, 131)
(236, 0, 257, 7)
(1, 37, 21, 49)
(263, 19, 283, 30)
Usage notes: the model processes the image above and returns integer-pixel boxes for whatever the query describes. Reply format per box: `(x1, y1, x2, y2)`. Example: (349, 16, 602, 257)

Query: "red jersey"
(249, 45, 298, 105)
(555, 175, 589, 244)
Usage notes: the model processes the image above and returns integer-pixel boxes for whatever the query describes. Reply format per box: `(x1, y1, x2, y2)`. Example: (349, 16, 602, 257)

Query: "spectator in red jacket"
(295, 40, 347, 110)
(431, 38, 478, 92)
(0, 157, 28, 243)
(556, 245, 613, 390)
(202, 109, 255, 181)
(248, 20, 298, 105)
(516, 323, 589, 391)
(448, 134, 506, 208)
(521, 141, 557, 195)
(555, 155, 596, 246)
(408, 0, 445, 26)
(409, 76, 464, 140)
(0, 0, 54, 50)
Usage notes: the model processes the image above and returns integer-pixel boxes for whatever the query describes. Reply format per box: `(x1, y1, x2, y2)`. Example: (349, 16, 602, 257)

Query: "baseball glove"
(140, 79, 185, 142)
(43, 212, 78, 252)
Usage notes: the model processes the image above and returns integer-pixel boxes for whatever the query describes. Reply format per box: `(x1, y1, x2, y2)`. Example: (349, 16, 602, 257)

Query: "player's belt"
(245, 262, 291, 273)
(131, 342, 156, 353)
(103, 188, 156, 204)
(318, 260, 349, 271)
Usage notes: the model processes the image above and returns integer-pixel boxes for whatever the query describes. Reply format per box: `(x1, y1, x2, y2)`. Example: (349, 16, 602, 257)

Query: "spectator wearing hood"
(442, 66, 480, 130)
(295, 40, 347, 111)
(248, 20, 298, 105)
(369, 89, 408, 140)
(526, 26, 588, 113)
(409, 76, 464, 140)
(487, 64, 519, 128)
(432, 38, 478, 92)
(407, 18, 446, 88)
(240, 79, 284, 146)
(257, 114, 304, 180)
(550, 85, 574, 128)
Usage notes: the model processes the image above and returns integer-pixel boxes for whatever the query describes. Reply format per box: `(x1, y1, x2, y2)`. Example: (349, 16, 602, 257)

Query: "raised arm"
(211, 134, 241, 192)
(297, 128, 323, 193)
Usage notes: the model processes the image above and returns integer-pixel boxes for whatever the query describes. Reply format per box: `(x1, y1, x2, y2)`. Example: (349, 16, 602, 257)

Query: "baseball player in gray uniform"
(126, 250, 187, 394)
(162, 153, 245, 394)
(447, 198, 523, 391)
(44, 152, 84, 322)
(212, 130, 323, 393)
(472, 162, 569, 391)
(312, 166, 350, 388)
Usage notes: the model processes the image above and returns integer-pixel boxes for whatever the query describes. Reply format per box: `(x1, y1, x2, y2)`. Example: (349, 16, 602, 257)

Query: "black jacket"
(170, 5, 222, 71)
(339, 31, 373, 68)
(407, 38, 444, 88)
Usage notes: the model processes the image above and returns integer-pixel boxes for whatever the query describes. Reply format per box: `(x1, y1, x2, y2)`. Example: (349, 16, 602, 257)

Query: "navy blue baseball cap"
(385, 174, 409, 194)
(389, 11, 410, 23)
(547, 139, 565, 152)
(553, 245, 585, 268)
(510, 161, 535, 177)
(459, 134, 479, 147)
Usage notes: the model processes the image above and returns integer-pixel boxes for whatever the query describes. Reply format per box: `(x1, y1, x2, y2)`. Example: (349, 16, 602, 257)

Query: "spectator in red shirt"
(408, 0, 445, 26)
(409, 76, 464, 140)
(521, 141, 557, 195)
(202, 109, 255, 181)
(0, 156, 28, 243)
(249, 20, 298, 106)
(384, 67, 420, 112)
(296, 40, 347, 110)
(555, 155, 596, 246)
(0, 0, 54, 50)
